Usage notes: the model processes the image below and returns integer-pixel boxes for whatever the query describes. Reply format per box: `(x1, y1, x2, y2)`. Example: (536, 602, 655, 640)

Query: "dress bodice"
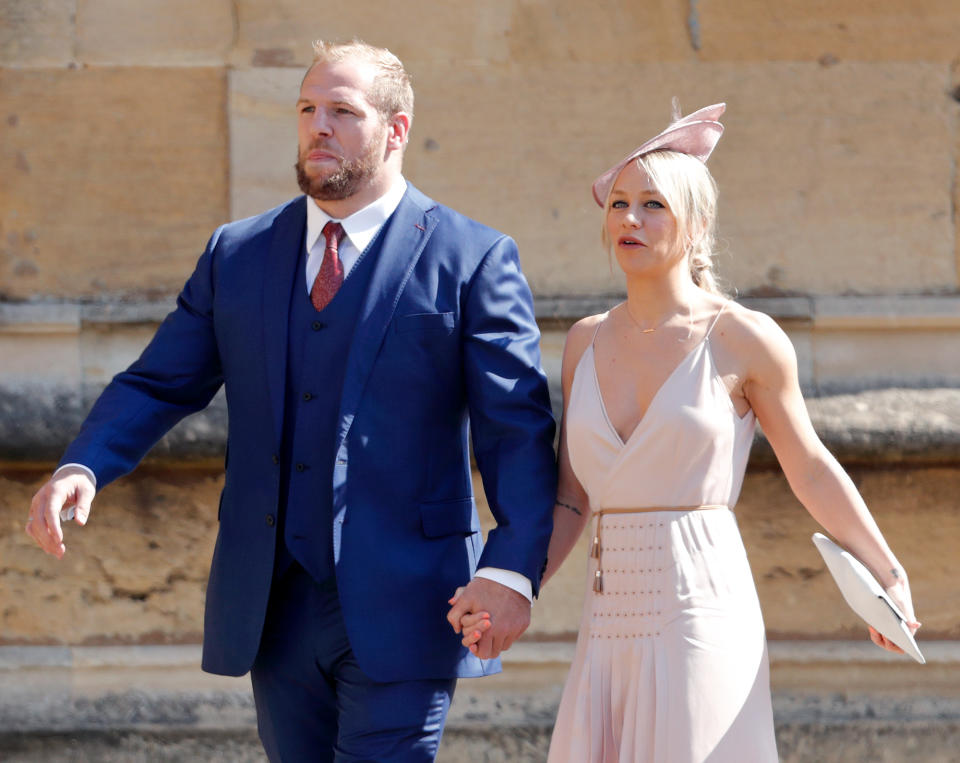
(566, 306, 756, 510)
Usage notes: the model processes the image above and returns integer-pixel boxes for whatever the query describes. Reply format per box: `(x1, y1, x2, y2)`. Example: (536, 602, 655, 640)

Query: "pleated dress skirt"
(547, 508, 779, 763)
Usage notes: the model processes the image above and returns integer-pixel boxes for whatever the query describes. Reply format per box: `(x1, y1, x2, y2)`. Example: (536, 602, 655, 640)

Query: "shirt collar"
(305, 176, 408, 253)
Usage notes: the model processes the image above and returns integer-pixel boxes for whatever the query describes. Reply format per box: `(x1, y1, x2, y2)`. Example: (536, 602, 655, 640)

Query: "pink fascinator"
(591, 101, 726, 207)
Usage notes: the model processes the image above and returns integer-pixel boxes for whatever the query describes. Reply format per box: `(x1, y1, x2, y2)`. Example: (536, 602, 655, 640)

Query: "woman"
(461, 103, 920, 762)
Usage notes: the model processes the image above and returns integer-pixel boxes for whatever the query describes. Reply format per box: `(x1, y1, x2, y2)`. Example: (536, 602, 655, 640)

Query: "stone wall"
(2, 1, 959, 299)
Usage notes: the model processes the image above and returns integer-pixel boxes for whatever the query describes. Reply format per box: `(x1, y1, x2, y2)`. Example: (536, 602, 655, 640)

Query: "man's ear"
(386, 112, 411, 151)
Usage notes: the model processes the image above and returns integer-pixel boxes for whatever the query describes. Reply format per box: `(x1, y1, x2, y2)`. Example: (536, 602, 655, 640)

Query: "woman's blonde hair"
(602, 149, 723, 295)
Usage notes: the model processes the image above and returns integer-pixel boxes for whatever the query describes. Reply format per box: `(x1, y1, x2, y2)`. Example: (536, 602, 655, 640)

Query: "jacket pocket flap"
(420, 498, 476, 538)
(395, 312, 455, 333)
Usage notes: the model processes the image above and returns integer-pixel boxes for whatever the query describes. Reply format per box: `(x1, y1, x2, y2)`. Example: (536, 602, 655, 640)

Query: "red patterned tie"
(311, 221, 346, 311)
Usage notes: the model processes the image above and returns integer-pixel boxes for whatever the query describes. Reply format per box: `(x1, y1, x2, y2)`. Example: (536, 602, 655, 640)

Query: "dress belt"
(590, 505, 729, 593)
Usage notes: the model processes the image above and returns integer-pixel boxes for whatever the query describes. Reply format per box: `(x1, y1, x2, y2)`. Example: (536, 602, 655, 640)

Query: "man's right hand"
(25, 467, 96, 559)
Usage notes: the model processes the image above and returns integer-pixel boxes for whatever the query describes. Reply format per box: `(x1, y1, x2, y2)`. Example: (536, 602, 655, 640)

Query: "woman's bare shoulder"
(715, 301, 797, 376)
(562, 312, 607, 371)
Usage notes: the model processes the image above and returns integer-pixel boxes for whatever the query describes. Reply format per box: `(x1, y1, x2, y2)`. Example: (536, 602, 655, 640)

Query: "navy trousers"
(250, 565, 456, 762)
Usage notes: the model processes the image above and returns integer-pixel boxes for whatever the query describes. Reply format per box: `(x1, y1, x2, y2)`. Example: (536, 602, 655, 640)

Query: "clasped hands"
(446, 577, 530, 659)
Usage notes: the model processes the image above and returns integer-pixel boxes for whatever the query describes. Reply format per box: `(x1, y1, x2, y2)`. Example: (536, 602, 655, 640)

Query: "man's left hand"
(446, 577, 530, 660)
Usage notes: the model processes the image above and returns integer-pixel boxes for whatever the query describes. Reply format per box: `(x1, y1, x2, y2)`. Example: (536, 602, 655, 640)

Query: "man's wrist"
(473, 567, 532, 603)
(54, 463, 97, 490)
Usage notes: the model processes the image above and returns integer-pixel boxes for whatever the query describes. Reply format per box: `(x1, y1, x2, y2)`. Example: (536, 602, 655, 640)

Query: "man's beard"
(295, 139, 383, 201)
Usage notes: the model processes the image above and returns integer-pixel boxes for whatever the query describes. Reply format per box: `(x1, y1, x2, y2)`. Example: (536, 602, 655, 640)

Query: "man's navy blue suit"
(59, 183, 557, 722)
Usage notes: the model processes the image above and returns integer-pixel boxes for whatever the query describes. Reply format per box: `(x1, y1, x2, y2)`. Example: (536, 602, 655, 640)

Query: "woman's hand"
(869, 575, 921, 654)
(459, 611, 492, 652)
(448, 586, 492, 654)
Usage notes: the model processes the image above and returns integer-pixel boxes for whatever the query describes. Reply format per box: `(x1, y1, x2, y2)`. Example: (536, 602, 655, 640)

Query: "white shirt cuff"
(54, 463, 97, 490)
(474, 567, 533, 603)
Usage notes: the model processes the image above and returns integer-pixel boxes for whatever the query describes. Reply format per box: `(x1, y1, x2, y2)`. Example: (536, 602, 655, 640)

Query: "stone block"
(230, 0, 692, 68)
(811, 328, 960, 391)
(0, 0, 76, 68)
(76, 0, 234, 66)
(712, 62, 955, 296)
(228, 68, 303, 221)
(0, 68, 229, 299)
(698, 1, 960, 62)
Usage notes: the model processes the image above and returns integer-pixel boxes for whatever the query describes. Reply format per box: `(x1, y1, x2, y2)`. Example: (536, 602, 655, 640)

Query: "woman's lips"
(619, 236, 645, 247)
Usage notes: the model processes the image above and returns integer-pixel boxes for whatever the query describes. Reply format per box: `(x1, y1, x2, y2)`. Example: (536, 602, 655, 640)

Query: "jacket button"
(271, 454, 279, 465)
(303, 392, 313, 401)
(296, 463, 305, 472)
(265, 514, 275, 527)
(311, 321, 324, 331)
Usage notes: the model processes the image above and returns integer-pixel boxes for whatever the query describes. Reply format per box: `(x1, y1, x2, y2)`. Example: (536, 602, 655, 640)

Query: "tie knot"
(322, 221, 344, 250)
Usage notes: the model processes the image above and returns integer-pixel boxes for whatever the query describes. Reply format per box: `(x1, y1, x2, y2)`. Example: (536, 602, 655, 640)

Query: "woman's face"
(605, 160, 682, 277)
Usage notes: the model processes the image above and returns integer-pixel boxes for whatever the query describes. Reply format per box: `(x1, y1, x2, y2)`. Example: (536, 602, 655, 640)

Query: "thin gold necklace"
(624, 302, 694, 341)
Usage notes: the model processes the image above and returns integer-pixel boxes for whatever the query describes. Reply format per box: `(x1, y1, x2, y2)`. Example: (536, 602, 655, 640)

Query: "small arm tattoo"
(557, 500, 582, 516)
(890, 568, 901, 580)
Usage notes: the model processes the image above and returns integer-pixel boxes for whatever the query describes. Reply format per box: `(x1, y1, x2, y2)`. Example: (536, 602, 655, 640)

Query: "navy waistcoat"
(277, 231, 381, 583)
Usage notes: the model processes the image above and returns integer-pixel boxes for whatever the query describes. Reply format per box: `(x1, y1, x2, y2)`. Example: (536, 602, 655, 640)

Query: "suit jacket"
(61, 184, 558, 681)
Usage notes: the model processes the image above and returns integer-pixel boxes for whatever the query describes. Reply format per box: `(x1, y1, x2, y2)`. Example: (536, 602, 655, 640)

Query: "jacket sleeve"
(461, 235, 557, 596)
(59, 228, 226, 488)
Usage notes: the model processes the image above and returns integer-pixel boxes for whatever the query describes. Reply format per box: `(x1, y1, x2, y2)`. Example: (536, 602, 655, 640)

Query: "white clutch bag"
(811, 532, 925, 664)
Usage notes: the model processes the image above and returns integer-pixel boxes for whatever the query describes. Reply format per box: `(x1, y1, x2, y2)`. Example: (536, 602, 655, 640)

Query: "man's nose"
(310, 111, 333, 137)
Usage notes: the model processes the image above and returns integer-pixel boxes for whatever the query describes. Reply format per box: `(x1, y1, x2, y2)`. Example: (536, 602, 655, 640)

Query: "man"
(25, 39, 557, 761)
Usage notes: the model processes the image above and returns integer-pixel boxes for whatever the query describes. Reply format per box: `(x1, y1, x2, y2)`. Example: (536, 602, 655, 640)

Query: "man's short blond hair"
(311, 39, 414, 121)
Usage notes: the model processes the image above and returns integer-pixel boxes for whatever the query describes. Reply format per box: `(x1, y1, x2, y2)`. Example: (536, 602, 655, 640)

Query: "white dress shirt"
(57, 177, 533, 602)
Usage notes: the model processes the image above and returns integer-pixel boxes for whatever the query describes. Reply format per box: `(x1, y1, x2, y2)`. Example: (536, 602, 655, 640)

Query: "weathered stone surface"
(698, 1, 960, 62)
(0, 470, 221, 644)
(228, 68, 302, 221)
(955, 86, 960, 289)
(0, 0, 76, 68)
(711, 62, 956, 296)
(0, 68, 229, 299)
(76, 0, 234, 66)
(230, 0, 692, 69)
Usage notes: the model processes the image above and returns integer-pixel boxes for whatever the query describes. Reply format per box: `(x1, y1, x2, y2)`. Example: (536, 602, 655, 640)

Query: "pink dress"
(547, 306, 779, 762)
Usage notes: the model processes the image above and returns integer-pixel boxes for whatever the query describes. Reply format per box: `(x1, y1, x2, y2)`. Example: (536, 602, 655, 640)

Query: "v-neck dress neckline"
(566, 303, 756, 511)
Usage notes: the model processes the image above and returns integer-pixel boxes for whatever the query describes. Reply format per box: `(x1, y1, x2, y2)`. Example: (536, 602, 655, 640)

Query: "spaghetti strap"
(704, 301, 729, 339)
(589, 312, 608, 347)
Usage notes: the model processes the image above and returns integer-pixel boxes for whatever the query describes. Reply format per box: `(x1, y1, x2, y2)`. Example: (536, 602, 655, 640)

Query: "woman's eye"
(645, 200, 665, 209)
(611, 200, 628, 209)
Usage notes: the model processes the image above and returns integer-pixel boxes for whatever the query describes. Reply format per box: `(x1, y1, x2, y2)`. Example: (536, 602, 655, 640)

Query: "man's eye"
(336, 108, 355, 115)
(300, 106, 315, 114)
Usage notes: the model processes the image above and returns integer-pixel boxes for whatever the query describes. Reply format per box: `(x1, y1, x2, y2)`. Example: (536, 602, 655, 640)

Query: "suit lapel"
(335, 186, 437, 452)
(262, 197, 307, 444)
